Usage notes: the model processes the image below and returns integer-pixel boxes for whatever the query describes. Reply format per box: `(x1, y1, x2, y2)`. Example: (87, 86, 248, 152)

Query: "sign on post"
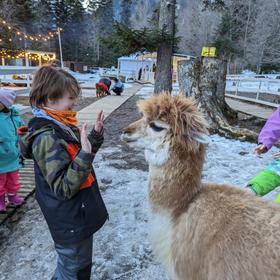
(201, 47, 216, 57)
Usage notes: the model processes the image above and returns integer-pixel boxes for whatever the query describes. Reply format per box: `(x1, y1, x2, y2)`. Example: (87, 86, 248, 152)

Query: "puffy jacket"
(0, 106, 24, 174)
(19, 117, 108, 244)
(259, 106, 280, 150)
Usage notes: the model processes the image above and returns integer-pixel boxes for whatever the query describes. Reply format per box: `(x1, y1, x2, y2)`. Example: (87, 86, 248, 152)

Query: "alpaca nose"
(121, 132, 132, 142)
(122, 126, 134, 135)
(121, 127, 137, 142)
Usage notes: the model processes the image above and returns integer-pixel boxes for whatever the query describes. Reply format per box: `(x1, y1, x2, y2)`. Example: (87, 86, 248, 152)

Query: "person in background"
(99, 78, 111, 93)
(0, 89, 25, 212)
(111, 77, 124, 96)
(96, 77, 111, 98)
(247, 106, 280, 202)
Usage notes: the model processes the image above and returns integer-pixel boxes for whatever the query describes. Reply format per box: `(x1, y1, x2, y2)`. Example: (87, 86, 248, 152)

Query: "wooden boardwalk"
(226, 97, 275, 119)
(0, 160, 35, 224)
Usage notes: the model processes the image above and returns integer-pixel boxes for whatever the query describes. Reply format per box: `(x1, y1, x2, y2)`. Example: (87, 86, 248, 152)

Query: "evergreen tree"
(213, 11, 239, 59)
(52, 0, 86, 61)
(32, 0, 55, 51)
(101, 22, 161, 55)
(0, 0, 14, 50)
(205, 0, 257, 68)
(93, 0, 116, 66)
(0, 0, 35, 50)
(202, 0, 226, 11)
(101, 0, 178, 93)
(87, 0, 111, 13)
(13, 0, 35, 29)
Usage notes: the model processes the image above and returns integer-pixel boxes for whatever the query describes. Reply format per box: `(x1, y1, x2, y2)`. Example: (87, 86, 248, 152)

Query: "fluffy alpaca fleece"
(122, 93, 280, 280)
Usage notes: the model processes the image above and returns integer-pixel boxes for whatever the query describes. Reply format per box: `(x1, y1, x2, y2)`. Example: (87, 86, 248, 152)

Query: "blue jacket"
(113, 80, 124, 90)
(0, 106, 25, 174)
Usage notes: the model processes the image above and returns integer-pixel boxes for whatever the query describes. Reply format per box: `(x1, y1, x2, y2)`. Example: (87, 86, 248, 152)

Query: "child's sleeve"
(258, 107, 280, 150)
(32, 131, 94, 199)
(18, 126, 32, 159)
(88, 128, 104, 154)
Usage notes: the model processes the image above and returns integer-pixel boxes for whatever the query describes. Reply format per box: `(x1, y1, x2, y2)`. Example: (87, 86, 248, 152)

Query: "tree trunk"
(177, 59, 195, 96)
(178, 57, 257, 141)
(243, 0, 252, 66)
(154, 0, 176, 94)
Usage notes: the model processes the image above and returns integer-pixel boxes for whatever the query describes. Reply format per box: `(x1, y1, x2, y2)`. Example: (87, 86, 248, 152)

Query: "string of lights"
(0, 49, 55, 61)
(0, 17, 63, 43)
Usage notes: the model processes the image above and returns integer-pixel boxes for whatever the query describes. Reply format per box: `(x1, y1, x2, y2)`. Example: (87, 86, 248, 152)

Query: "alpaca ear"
(192, 133, 210, 144)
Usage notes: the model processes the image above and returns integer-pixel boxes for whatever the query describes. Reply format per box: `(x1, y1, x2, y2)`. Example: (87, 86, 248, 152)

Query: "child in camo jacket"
(19, 66, 108, 280)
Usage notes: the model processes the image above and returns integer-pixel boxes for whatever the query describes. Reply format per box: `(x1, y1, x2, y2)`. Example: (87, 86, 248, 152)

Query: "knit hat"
(0, 88, 16, 108)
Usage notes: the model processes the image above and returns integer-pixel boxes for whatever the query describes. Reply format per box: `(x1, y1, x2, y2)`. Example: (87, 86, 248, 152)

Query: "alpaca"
(121, 93, 280, 280)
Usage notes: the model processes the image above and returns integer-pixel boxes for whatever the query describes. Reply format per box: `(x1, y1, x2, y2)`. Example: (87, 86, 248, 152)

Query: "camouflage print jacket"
(19, 117, 108, 244)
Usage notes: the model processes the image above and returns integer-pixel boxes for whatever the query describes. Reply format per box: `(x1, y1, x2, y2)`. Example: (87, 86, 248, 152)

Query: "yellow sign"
(201, 47, 216, 57)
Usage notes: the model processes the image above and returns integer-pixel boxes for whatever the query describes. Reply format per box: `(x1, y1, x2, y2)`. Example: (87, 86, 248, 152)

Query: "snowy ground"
(0, 95, 279, 280)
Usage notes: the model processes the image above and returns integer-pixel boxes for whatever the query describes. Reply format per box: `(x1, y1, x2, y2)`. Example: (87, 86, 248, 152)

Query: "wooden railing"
(0, 66, 38, 88)
(226, 75, 280, 108)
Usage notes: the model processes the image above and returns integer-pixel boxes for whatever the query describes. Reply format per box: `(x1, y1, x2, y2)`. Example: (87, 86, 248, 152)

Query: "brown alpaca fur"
(122, 93, 280, 280)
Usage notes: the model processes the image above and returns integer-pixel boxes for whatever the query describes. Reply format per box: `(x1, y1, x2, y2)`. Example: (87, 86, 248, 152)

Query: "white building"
(117, 52, 195, 83)
(117, 54, 156, 83)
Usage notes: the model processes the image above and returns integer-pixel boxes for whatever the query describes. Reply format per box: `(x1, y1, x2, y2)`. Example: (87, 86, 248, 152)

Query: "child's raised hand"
(81, 123, 92, 154)
(253, 144, 267, 156)
(95, 110, 105, 133)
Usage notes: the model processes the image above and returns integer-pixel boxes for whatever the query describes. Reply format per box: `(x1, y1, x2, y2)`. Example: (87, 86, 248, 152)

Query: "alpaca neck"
(148, 146, 205, 217)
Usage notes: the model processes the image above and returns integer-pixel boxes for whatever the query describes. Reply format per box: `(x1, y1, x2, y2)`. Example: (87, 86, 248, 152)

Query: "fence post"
(256, 80, 261, 100)
(26, 75, 31, 88)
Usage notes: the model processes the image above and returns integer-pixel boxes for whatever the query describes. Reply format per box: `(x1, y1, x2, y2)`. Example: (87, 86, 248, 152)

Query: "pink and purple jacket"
(259, 107, 280, 150)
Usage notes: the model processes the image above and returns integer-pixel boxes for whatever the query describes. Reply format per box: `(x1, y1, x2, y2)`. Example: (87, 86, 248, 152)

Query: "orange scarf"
(43, 108, 77, 127)
(43, 108, 94, 190)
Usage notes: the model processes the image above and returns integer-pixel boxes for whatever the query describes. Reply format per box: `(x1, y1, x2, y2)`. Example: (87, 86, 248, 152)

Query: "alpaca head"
(122, 93, 209, 166)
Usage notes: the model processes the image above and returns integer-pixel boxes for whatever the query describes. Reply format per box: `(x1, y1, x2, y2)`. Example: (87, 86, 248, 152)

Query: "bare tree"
(177, 0, 220, 56)
(243, 0, 253, 63)
(245, 0, 275, 72)
(130, 0, 158, 29)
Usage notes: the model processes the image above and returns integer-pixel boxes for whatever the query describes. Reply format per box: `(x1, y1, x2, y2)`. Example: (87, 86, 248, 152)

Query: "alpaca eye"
(149, 122, 165, 132)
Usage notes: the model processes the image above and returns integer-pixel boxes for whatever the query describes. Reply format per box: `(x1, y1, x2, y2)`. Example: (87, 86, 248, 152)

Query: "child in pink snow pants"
(0, 89, 25, 211)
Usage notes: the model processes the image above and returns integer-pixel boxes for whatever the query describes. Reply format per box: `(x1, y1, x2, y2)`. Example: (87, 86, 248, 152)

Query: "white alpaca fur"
(144, 121, 170, 166)
(144, 140, 170, 166)
(149, 208, 178, 280)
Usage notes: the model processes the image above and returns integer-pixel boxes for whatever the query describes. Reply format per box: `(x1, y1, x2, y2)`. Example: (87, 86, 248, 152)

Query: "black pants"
(52, 235, 93, 280)
(112, 88, 123, 95)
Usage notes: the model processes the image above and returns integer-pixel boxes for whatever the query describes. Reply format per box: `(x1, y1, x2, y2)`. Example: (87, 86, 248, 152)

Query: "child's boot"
(8, 193, 24, 205)
(0, 194, 6, 212)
